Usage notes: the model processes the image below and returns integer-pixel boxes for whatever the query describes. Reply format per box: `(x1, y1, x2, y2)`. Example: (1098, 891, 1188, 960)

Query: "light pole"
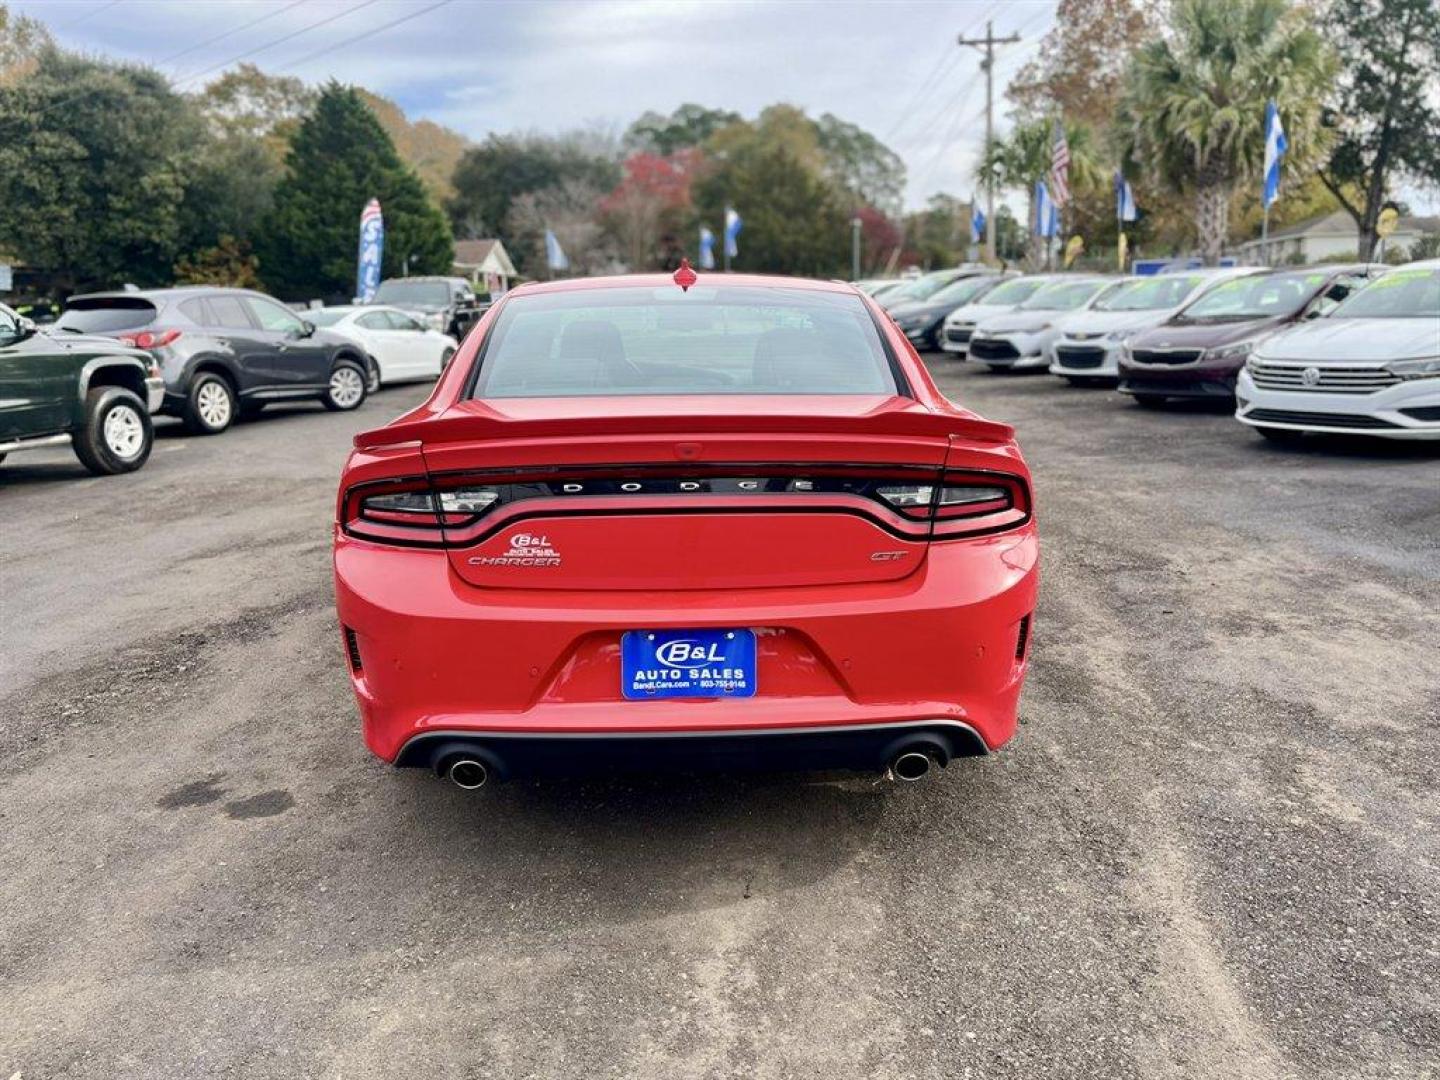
(851, 216, 862, 280)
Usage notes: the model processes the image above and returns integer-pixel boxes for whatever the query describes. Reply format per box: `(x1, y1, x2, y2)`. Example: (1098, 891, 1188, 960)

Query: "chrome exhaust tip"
(890, 751, 933, 783)
(446, 758, 489, 790)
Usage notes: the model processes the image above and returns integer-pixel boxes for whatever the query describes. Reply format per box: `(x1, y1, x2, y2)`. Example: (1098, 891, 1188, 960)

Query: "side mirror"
(17, 316, 37, 339)
(297, 320, 316, 338)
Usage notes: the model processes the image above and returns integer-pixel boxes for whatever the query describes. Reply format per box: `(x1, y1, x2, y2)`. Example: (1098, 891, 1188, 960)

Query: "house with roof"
(452, 239, 517, 296)
(1233, 210, 1440, 265)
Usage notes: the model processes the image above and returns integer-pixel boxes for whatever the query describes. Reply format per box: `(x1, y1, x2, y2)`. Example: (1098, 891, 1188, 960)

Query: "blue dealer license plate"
(621, 628, 757, 700)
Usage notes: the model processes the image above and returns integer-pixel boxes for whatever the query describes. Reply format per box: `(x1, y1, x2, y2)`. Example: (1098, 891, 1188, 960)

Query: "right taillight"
(876, 471, 1030, 539)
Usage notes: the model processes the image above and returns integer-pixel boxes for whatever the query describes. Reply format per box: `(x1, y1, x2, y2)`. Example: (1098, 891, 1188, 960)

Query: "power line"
(158, 0, 310, 71)
(174, 0, 385, 87)
(55, 0, 123, 31)
(275, 0, 454, 74)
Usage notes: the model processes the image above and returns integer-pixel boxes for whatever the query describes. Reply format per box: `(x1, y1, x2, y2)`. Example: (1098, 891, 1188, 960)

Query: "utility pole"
(851, 215, 862, 280)
(959, 20, 1020, 263)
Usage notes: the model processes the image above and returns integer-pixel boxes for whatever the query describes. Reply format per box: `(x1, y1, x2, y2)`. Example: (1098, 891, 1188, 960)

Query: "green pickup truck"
(0, 301, 164, 476)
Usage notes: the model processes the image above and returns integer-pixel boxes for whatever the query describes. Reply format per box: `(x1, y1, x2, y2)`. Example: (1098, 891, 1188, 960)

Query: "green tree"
(1316, 0, 1440, 259)
(446, 133, 619, 275)
(174, 235, 262, 289)
(0, 47, 201, 292)
(624, 103, 741, 155)
(694, 142, 849, 276)
(1117, 0, 1335, 264)
(195, 63, 314, 165)
(981, 117, 1102, 265)
(814, 113, 906, 217)
(258, 83, 452, 300)
(0, 1, 51, 85)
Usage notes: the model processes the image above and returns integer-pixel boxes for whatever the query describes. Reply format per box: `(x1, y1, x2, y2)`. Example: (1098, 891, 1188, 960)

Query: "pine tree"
(258, 83, 452, 299)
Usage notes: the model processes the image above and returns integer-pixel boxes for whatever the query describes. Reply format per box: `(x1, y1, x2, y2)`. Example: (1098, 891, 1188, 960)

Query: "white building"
(452, 239, 517, 296)
(1233, 210, 1440, 265)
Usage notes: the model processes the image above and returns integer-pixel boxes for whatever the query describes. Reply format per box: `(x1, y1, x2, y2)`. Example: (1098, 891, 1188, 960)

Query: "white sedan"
(1236, 259, 1440, 442)
(308, 305, 458, 390)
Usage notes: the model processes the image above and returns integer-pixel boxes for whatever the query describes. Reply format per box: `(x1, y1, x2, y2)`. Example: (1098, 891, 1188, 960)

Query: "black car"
(886, 273, 1009, 351)
(372, 276, 487, 340)
(55, 287, 372, 435)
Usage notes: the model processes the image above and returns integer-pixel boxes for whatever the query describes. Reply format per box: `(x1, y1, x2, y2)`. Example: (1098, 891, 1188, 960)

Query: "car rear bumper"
(395, 719, 988, 780)
(1235, 370, 1440, 439)
(333, 528, 1039, 770)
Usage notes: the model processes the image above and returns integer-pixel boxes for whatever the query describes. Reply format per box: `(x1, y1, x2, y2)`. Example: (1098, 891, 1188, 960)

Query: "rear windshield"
(55, 298, 156, 333)
(307, 309, 350, 326)
(1180, 271, 1328, 319)
(1093, 275, 1205, 311)
(1331, 268, 1440, 318)
(472, 285, 897, 398)
(374, 281, 448, 307)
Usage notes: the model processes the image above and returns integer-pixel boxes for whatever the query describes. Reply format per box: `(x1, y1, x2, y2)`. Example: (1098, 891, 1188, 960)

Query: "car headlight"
(1106, 330, 1132, 342)
(1387, 357, 1440, 380)
(1206, 339, 1256, 362)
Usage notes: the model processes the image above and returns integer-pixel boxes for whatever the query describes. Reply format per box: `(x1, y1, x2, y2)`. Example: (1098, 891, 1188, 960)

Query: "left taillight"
(341, 478, 501, 546)
(119, 328, 181, 349)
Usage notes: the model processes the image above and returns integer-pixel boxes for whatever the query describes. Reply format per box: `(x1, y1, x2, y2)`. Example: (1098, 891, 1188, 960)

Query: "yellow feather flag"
(1064, 235, 1084, 268)
(1117, 231, 1129, 272)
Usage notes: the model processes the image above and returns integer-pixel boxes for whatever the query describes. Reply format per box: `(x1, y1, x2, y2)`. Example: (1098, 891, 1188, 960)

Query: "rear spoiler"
(355, 407, 1014, 450)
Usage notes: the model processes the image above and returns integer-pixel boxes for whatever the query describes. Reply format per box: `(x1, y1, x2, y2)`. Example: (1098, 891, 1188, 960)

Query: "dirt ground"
(2, 356, 1437, 1079)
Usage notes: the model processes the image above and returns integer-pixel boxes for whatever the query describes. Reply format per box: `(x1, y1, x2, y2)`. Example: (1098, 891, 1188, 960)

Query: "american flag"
(1050, 119, 1070, 208)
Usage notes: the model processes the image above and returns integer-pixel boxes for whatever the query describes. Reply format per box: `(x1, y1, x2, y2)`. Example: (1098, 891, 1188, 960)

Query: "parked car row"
(876, 259, 1438, 444)
(0, 280, 463, 478)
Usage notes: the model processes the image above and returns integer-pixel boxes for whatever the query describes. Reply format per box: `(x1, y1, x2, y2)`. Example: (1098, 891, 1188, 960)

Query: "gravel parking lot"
(2, 356, 1437, 1080)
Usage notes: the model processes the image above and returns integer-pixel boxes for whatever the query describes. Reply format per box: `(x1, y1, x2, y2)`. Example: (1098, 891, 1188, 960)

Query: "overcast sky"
(20, 0, 1056, 210)
(20, 0, 1438, 217)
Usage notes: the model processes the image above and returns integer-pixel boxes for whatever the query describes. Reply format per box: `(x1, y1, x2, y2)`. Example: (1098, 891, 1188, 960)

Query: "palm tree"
(1116, 0, 1334, 264)
(980, 117, 1101, 267)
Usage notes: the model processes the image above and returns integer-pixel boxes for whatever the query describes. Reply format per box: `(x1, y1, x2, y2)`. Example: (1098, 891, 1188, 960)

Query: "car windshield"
(927, 276, 1000, 307)
(889, 271, 961, 302)
(54, 298, 157, 333)
(975, 278, 1044, 307)
(306, 309, 350, 327)
(1179, 271, 1327, 320)
(1019, 279, 1109, 311)
(1330, 268, 1440, 318)
(374, 281, 448, 307)
(473, 285, 897, 398)
(1093, 275, 1205, 312)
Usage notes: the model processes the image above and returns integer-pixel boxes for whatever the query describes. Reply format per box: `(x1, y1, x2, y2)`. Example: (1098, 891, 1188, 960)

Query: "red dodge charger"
(333, 266, 1038, 788)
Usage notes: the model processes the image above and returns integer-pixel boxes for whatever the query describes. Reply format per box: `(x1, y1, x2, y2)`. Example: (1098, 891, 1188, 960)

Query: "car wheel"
(365, 356, 381, 394)
(183, 372, 236, 434)
(1257, 426, 1306, 446)
(440, 347, 455, 370)
(323, 359, 368, 412)
(1133, 394, 1167, 409)
(72, 386, 153, 475)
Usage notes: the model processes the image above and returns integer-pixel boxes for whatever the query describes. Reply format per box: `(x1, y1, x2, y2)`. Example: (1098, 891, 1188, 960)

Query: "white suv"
(1235, 260, 1440, 442)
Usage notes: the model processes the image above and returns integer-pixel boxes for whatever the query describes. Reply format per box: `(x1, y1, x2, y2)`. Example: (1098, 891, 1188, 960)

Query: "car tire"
(183, 372, 236, 435)
(1257, 426, 1306, 446)
(365, 356, 381, 394)
(1133, 394, 1167, 409)
(72, 386, 153, 475)
(323, 358, 368, 412)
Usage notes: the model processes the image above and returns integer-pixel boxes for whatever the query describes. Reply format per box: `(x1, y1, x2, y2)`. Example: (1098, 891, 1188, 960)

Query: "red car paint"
(333, 272, 1039, 781)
